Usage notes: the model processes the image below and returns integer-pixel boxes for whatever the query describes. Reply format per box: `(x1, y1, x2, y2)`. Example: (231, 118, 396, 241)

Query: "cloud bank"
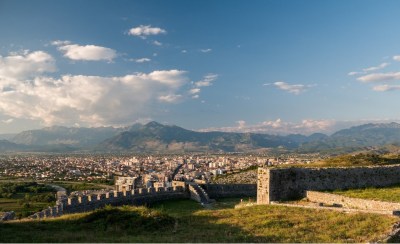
(52, 41, 117, 61)
(128, 25, 166, 38)
(0, 50, 190, 126)
(199, 119, 400, 135)
(272, 81, 311, 94)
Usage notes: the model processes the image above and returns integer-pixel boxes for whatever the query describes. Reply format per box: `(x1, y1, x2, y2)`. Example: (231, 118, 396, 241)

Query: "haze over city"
(2, 0, 400, 135)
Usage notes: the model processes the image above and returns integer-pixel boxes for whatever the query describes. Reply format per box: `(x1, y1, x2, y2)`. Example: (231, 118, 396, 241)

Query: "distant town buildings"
(0, 153, 325, 187)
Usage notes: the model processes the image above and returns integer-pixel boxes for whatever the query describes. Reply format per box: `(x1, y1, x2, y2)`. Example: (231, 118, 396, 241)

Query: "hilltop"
(2, 122, 400, 153)
(0, 199, 395, 242)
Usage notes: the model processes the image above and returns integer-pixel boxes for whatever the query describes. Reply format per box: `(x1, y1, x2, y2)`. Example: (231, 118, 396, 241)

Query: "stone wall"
(30, 186, 187, 220)
(257, 165, 400, 204)
(306, 191, 400, 214)
(202, 184, 257, 199)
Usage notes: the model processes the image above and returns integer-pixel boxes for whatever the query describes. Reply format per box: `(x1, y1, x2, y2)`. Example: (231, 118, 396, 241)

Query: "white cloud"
(200, 119, 400, 135)
(51, 40, 71, 46)
(348, 62, 389, 76)
(181, 50, 187, 53)
(133, 58, 151, 63)
(348, 71, 361, 76)
(393, 55, 400, 61)
(195, 73, 218, 87)
(362, 62, 389, 72)
(153, 40, 162, 46)
(0, 50, 56, 80)
(372, 84, 400, 92)
(357, 72, 400, 82)
(192, 94, 199, 99)
(189, 88, 201, 94)
(1, 118, 13, 124)
(0, 56, 189, 126)
(273, 81, 311, 94)
(128, 25, 166, 38)
(158, 94, 182, 103)
(55, 43, 117, 61)
(200, 48, 212, 53)
(199, 119, 336, 135)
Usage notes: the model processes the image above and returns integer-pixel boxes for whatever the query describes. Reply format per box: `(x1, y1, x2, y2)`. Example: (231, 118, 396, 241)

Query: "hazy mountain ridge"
(10, 126, 125, 147)
(2, 121, 400, 153)
(96, 121, 324, 153)
(298, 122, 400, 153)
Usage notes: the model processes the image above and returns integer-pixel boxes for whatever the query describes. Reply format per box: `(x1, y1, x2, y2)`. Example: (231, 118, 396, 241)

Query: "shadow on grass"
(0, 198, 395, 243)
(0, 199, 257, 243)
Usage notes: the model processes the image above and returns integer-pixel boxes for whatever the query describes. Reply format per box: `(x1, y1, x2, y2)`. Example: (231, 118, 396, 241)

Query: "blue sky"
(1, 0, 400, 134)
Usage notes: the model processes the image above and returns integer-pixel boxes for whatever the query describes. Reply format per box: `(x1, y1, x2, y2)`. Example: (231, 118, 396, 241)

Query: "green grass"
(0, 193, 55, 218)
(271, 153, 400, 169)
(331, 184, 400, 203)
(311, 153, 400, 168)
(52, 181, 110, 192)
(0, 198, 396, 242)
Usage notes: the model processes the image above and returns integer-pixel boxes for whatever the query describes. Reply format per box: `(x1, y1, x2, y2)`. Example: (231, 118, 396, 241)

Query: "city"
(0, 153, 322, 185)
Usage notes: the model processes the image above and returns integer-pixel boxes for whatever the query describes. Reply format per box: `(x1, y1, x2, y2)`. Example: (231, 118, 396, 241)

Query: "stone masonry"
(306, 191, 400, 215)
(257, 165, 400, 204)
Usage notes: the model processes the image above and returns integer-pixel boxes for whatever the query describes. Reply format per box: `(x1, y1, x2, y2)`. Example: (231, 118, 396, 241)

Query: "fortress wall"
(306, 191, 400, 213)
(258, 165, 400, 204)
(30, 186, 187, 219)
(202, 184, 257, 199)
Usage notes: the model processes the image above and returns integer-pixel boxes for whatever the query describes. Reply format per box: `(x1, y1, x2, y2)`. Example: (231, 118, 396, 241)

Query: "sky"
(1, 0, 400, 135)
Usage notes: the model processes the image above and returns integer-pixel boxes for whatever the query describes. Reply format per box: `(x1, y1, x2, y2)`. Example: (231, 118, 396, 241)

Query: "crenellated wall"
(30, 186, 186, 219)
(257, 165, 400, 204)
(29, 182, 259, 220)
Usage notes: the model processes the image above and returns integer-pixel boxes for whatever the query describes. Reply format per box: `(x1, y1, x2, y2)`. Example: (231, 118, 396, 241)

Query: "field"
(0, 198, 397, 242)
(331, 184, 400, 203)
(51, 181, 113, 192)
(0, 182, 57, 218)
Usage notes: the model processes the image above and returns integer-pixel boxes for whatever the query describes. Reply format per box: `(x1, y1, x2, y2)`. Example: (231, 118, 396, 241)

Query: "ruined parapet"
(173, 186, 184, 192)
(78, 195, 89, 204)
(56, 204, 63, 215)
(148, 188, 156, 194)
(30, 213, 39, 219)
(50, 206, 58, 217)
(0, 211, 15, 221)
(43, 208, 51, 218)
(156, 187, 165, 193)
(188, 183, 211, 204)
(257, 165, 400, 204)
(306, 191, 400, 214)
(68, 197, 79, 207)
(27, 186, 190, 220)
(124, 190, 132, 198)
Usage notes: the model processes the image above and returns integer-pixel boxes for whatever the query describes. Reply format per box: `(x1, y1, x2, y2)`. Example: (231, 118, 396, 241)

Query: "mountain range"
(2, 121, 400, 153)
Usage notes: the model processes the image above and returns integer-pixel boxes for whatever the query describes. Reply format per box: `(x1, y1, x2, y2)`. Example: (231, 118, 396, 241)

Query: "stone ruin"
(257, 165, 400, 214)
(29, 185, 186, 220)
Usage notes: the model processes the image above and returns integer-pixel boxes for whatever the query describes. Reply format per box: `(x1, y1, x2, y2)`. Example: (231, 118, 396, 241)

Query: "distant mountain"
(5, 121, 400, 154)
(0, 140, 26, 152)
(0, 133, 17, 140)
(96, 121, 321, 153)
(10, 126, 125, 147)
(298, 122, 400, 153)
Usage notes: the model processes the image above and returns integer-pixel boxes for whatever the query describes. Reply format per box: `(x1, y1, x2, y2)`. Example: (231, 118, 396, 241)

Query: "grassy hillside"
(331, 184, 400, 203)
(271, 153, 400, 168)
(0, 198, 396, 242)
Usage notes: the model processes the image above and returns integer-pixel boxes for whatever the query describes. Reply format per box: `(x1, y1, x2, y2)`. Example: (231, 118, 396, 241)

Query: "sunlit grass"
(0, 198, 396, 242)
(331, 185, 400, 203)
